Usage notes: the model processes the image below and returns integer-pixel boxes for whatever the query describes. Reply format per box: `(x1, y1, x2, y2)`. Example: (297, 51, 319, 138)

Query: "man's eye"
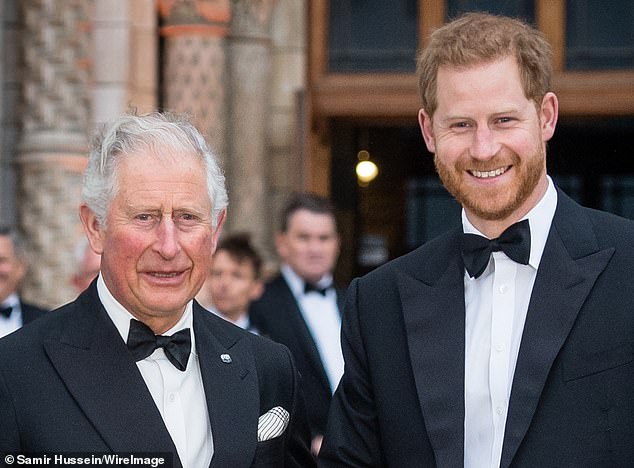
(135, 214, 152, 221)
(451, 121, 471, 130)
(178, 213, 199, 222)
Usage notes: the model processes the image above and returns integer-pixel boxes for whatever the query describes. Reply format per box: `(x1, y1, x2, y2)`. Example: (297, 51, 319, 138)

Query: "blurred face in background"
(276, 209, 340, 284)
(0, 235, 26, 303)
(72, 246, 101, 293)
(206, 250, 263, 322)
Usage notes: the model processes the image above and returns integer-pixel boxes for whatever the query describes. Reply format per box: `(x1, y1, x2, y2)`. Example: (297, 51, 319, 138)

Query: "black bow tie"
(126, 319, 191, 371)
(461, 219, 531, 279)
(0, 306, 13, 319)
(304, 282, 331, 296)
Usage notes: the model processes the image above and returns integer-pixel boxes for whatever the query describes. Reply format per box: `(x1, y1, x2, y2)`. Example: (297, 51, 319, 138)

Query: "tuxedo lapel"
(43, 288, 181, 465)
(194, 305, 259, 468)
(399, 229, 466, 467)
(500, 192, 615, 468)
(278, 278, 332, 393)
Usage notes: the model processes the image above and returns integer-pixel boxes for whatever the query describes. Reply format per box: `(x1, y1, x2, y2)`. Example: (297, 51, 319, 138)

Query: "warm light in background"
(356, 150, 378, 185)
(356, 160, 378, 183)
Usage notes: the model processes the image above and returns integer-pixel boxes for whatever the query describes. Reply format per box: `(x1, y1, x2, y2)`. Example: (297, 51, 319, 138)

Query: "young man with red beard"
(319, 12, 634, 468)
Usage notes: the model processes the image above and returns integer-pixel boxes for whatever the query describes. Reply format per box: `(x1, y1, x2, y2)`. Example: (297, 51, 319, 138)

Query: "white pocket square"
(257, 406, 290, 442)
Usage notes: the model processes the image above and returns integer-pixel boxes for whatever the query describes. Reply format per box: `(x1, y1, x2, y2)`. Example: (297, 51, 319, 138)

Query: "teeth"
(471, 167, 507, 178)
(152, 272, 178, 278)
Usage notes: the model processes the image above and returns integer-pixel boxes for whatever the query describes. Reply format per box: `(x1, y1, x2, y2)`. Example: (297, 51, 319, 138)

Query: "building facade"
(1, 0, 633, 306)
(0, 0, 307, 307)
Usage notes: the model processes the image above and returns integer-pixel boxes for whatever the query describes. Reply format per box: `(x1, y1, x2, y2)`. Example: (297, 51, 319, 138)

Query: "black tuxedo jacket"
(0, 283, 315, 468)
(320, 189, 634, 467)
(20, 300, 47, 325)
(250, 274, 346, 437)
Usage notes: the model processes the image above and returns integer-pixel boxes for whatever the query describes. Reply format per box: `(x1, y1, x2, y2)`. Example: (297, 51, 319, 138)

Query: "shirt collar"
(96, 274, 196, 352)
(280, 264, 334, 297)
(462, 175, 558, 270)
(1, 292, 20, 310)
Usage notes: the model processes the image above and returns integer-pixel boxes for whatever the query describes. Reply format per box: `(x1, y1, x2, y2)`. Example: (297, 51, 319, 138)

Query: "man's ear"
(539, 92, 559, 142)
(250, 280, 264, 302)
(211, 208, 227, 254)
(418, 108, 436, 153)
(275, 232, 288, 261)
(13, 257, 27, 284)
(79, 204, 104, 255)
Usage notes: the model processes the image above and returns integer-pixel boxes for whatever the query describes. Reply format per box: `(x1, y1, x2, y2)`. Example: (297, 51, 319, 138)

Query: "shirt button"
(495, 344, 504, 352)
(496, 406, 504, 415)
(499, 284, 508, 294)
(169, 393, 175, 402)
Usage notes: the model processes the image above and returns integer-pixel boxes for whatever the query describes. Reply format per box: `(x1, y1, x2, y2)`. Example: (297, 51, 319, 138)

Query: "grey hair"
(81, 111, 228, 229)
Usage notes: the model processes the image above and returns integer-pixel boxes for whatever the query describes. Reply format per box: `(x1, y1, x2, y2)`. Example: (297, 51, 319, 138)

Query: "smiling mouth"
(469, 166, 511, 179)
(148, 271, 182, 278)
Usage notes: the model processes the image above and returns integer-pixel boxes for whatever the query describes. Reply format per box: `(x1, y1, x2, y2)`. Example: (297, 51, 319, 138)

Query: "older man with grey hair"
(0, 112, 314, 468)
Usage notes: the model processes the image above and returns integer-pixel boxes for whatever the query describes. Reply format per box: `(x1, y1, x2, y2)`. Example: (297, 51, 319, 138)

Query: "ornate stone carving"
(17, 0, 93, 308)
(159, 0, 231, 166)
(20, 0, 92, 135)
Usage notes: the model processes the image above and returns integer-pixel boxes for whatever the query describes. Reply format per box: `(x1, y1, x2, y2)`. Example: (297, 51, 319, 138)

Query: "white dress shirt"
(97, 276, 213, 468)
(281, 265, 344, 393)
(463, 177, 557, 468)
(0, 293, 22, 338)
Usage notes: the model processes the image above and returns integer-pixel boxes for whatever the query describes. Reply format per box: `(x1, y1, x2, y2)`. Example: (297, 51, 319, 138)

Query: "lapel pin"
(220, 353, 232, 363)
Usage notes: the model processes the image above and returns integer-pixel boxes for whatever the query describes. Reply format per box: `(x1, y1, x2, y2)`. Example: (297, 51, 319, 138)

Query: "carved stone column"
(158, 0, 230, 167)
(227, 0, 276, 253)
(17, 0, 93, 308)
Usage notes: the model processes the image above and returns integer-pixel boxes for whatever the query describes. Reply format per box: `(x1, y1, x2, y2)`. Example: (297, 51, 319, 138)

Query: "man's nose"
(155, 217, 181, 258)
(469, 125, 499, 160)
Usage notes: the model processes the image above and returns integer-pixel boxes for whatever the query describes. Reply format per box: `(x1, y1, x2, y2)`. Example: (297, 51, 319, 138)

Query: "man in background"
(0, 225, 47, 338)
(250, 192, 345, 455)
(71, 236, 102, 293)
(197, 233, 263, 333)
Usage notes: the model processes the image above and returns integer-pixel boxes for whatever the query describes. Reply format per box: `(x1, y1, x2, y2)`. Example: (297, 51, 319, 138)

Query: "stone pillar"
(16, 0, 93, 308)
(267, 0, 307, 267)
(227, 0, 276, 254)
(158, 0, 230, 167)
(92, 0, 158, 127)
(0, 0, 20, 225)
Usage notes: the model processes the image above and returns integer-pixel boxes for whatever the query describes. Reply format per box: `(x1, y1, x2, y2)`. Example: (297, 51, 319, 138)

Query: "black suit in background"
(20, 300, 47, 325)
(0, 283, 315, 468)
(250, 275, 345, 438)
(319, 189, 634, 467)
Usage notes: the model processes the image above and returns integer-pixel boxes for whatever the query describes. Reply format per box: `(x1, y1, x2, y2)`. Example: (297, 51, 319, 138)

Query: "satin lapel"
(399, 230, 466, 468)
(194, 306, 259, 468)
(500, 194, 614, 468)
(279, 279, 331, 393)
(43, 289, 180, 464)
